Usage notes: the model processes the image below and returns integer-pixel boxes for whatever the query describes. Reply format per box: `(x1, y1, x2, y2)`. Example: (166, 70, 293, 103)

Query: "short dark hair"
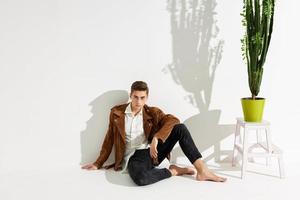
(130, 81, 149, 95)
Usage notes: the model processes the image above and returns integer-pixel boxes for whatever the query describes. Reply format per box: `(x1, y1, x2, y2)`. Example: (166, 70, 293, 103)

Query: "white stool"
(232, 118, 285, 178)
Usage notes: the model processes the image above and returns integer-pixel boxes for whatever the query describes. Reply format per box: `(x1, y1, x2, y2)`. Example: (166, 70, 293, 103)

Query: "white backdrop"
(0, 0, 299, 172)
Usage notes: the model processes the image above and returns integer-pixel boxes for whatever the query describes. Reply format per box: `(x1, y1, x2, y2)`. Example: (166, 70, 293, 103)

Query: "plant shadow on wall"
(164, 0, 235, 166)
(80, 90, 129, 166)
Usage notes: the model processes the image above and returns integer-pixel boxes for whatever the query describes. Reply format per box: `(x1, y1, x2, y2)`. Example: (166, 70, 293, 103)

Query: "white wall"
(0, 0, 299, 172)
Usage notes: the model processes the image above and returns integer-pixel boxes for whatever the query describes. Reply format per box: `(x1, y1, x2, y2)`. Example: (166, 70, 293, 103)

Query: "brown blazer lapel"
(112, 104, 128, 143)
(113, 103, 153, 143)
(114, 114, 125, 143)
(143, 106, 153, 139)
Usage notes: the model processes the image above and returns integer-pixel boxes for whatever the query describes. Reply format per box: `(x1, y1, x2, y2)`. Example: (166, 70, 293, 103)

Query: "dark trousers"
(127, 123, 202, 186)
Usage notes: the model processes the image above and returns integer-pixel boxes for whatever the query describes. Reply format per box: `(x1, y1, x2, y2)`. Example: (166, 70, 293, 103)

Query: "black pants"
(127, 123, 202, 186)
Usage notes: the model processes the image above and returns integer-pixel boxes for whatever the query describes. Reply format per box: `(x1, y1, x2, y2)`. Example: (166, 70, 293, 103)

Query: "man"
(82, 81, 226, 185)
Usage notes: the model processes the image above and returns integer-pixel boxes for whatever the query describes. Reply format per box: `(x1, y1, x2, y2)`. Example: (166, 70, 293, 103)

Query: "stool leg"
(256, 129, 262, 144)
(238, 123, 242, 144)
(232, 122, 240, 166)
(241, 127, 249, 179)
(256, 129, 266, 165)
(265, 126, 273, 166)
(247, 129, 262, 163)
(278, 154, 285, 178)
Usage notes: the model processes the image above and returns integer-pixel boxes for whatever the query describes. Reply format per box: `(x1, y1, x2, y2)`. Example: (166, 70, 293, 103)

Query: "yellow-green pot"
(241, 97, 265, 122)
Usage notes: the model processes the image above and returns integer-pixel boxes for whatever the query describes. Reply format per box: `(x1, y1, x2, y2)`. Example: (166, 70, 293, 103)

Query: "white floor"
(1, 158, 298, 200)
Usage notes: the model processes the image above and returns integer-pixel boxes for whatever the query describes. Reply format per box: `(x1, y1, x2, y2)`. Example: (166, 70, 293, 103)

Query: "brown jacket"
(93, 103, 180, 170)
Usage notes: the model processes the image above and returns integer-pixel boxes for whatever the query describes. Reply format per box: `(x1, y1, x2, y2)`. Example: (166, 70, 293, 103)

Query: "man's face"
(130, 90, 148, 110)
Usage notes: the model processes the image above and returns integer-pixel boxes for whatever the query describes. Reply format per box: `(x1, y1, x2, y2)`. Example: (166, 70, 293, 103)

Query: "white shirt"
(121, 103, 150, 174)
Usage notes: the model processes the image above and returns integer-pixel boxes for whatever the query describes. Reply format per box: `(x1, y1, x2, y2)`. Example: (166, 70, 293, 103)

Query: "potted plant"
(240, 0, 276, 122)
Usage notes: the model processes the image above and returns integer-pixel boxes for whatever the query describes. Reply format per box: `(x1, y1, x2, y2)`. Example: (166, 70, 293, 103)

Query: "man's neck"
(130, 103, 142, 116)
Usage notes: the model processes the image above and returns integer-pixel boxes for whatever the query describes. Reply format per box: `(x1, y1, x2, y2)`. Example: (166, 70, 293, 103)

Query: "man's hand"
(81, 163, 98, 170)
(150, 137, 158, 160)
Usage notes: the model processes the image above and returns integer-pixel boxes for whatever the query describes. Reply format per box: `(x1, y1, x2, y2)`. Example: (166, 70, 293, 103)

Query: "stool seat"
(232, 118, 285, 178)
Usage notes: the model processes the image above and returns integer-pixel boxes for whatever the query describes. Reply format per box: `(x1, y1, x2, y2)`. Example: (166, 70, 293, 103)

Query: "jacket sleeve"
(93, 110, 114, 169)
(154, 108, 180, 143)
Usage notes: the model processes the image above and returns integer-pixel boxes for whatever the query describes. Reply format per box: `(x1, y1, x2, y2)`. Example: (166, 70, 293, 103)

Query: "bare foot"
(196, 169, 227, 182)
(193, 159, 227, 182)
(168, 164, 196, 176)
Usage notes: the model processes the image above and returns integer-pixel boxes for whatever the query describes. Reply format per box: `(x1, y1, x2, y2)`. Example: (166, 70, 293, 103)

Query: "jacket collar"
(112, 103, 153, 142)
(112, 103, 153, 121)
(112, 103, 128, 117)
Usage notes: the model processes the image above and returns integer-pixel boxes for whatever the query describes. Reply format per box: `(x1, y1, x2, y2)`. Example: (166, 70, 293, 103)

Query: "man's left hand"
(150, 137, 158, 159)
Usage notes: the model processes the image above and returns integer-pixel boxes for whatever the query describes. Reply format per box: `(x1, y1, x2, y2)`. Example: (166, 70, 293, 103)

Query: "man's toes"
(214, 176, 226, 182)
(219, 177, 227, 182)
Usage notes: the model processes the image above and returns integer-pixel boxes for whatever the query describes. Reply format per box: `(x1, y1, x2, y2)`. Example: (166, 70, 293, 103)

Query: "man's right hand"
(81, 163, 98, 170)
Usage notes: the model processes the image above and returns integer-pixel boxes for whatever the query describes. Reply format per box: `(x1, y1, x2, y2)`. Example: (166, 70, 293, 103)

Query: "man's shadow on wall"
(165, 0, 236, 167)
(80, 90, 137, 186)
(80, 90, 129, 166)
